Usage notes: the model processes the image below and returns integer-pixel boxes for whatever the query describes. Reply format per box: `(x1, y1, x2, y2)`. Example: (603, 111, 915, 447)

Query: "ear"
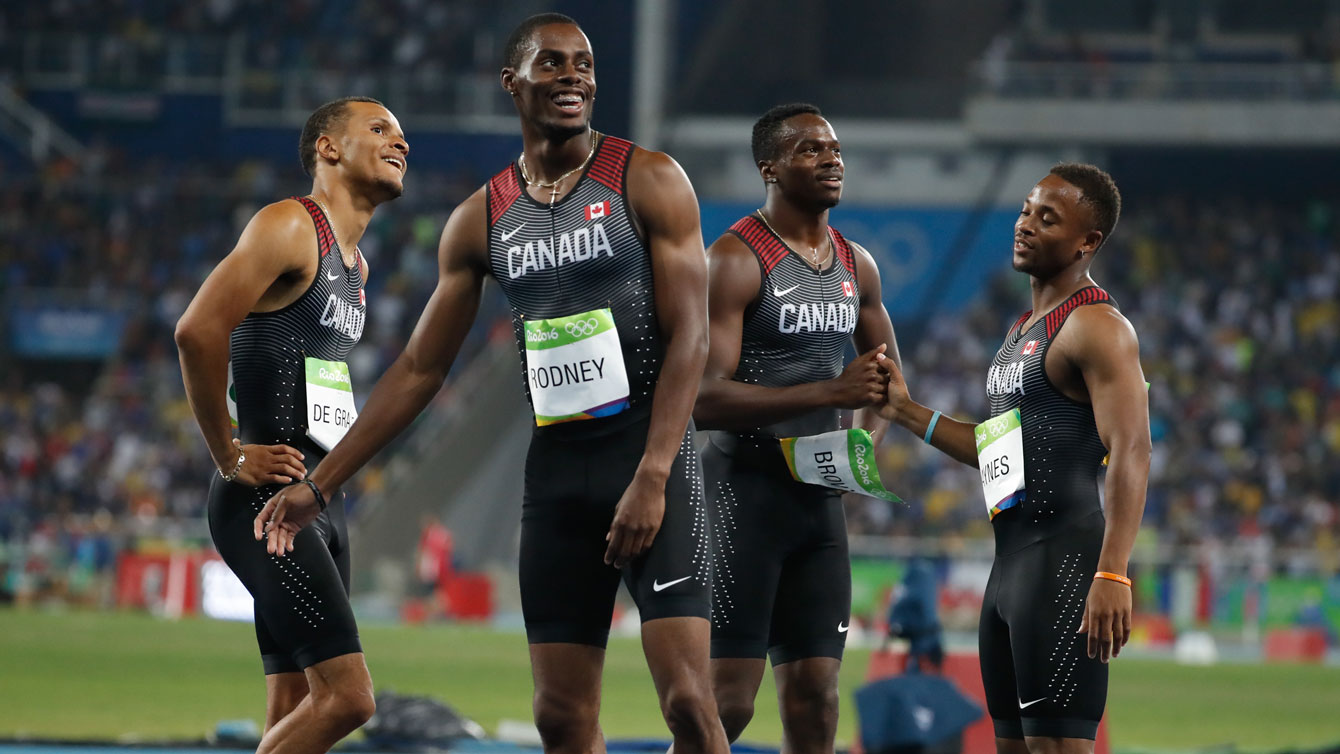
(500, 68, 518, 97)
(315, 133, 339, 167)
(1081, 229, 1104, 256)
(758, 160, 776, 185)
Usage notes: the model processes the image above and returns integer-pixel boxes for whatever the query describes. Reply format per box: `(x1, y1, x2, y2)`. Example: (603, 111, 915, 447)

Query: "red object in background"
(1263, 628, 1327, 662)
(417, 520, 455, 588)
(444, 572, 493, 621)
(116, 550, 208, 616)
(857, 649, 1110, 754)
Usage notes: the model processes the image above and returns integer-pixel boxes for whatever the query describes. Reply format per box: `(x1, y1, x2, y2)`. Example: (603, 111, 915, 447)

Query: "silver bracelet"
(219, 448, 246, 482)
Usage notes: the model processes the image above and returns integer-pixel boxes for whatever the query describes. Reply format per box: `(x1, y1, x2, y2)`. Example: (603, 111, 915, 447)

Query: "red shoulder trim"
(729, 215, 789, 274)
(828, 226, 856, 275)
(293, 196, 336, 258)
(587, 135, 635, 194)
(487, 165, 523, 224)
(1010, 311, 1032, 338)
(1045, 286, 1112, 339)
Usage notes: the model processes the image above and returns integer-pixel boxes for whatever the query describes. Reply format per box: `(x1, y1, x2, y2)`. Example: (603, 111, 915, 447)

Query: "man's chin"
(540, 118, 591, 142)
(370, 178, 404, 203)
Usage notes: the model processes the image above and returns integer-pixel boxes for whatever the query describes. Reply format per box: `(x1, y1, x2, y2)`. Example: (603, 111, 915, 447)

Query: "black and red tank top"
(485, 135, 660, 434)
(718, 213, 860, 443)
(229, 196, 366, 456)
(986, 285, 1117, 553)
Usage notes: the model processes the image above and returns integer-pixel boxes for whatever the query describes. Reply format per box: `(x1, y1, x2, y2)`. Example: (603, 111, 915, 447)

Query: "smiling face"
(762, 113, 844, 210)
(338, 101, 409, 199)
(1013, 174, 1103, 277)
(501, 23, 596, 140)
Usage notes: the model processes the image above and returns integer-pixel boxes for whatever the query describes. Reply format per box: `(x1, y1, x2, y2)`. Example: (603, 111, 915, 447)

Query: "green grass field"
(2, 609, 1338, 752)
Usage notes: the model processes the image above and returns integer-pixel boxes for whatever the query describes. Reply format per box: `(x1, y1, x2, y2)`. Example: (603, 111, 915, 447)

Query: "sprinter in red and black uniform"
(694, 103, 901, 754)
(878, 164, 1150, 754)
(254, 14, 728, 754)
(177, 97, 408, 754)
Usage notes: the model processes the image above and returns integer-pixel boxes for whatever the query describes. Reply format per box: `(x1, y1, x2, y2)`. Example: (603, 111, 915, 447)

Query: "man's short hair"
(752, 103, 823, 165)
(1049, 162, 1122, 248)
(504, 12, 580, 69)
(299, 96, 385, 177)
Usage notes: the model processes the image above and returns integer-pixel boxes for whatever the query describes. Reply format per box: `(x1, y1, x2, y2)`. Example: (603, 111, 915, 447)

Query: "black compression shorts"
(208, 474, 361, 675)
(702, 434, 850, 665)
(519, 416, 711, 647)
(979, 510, 1108, 740)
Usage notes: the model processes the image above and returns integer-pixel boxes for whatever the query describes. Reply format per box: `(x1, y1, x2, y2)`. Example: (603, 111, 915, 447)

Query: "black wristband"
(301, 478, 327, 512)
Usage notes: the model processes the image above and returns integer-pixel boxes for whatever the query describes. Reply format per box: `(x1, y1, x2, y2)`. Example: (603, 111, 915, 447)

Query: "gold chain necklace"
(756, 209, 831, 268)
(519, 131, 601, 206)
(310, 195, 358, 261)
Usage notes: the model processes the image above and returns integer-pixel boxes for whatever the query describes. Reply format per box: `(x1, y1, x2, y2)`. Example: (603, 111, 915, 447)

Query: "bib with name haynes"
(228, 196, 366, 455)
(486, 136, 660, 430)
(985, 285, 1117, 553)
(716, 214, 859, 446)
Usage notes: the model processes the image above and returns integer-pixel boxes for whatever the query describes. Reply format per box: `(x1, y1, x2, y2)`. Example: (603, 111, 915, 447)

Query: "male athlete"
(176, 97, 408, 754)
(693, 103, 899, 753)
(877, 164, 1150, 754)
(254, 14, 729, 754)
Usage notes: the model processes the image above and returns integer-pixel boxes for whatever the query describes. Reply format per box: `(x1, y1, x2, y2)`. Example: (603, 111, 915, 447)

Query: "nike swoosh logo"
(838, 622, 850, 633)
(652, 576, 692, 592)
(773, 284, 800, 297)
(501, 223, 526, 242)
(326, 271, 342, 281)
(1019, 697, 1047, 710)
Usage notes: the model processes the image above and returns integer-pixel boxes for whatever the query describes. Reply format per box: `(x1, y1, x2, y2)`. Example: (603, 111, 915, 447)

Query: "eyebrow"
(535, 48, 593, 58)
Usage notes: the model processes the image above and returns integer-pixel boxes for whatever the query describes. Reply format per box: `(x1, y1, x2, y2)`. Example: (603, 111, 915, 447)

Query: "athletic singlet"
(716, 214, 859, 442)
(485, 135, 660, 434)
(228, 197, 366, 452)
(986, 286, 1116, 554)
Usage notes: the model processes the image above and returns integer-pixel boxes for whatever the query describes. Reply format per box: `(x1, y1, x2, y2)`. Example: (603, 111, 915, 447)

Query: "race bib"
(780, 429, 903, 503)
(305, 357, 357, 451)
(523, 307, 630, 426)
(976, 409, 1025, 520)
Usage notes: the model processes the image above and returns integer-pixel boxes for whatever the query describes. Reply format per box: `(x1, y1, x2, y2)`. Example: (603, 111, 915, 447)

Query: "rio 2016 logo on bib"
(523, 307, 630, 426)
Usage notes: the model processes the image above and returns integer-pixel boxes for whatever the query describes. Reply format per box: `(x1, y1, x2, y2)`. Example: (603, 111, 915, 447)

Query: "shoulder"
(847, 239, 879, 272)
(1061, 303, 1139, 361)
(233, 199, 317, 261)
(707, 232, 758, 271)
(626, 145, 694, 197)
(437, 185, 490, 268)
(242, 199, 315, 241)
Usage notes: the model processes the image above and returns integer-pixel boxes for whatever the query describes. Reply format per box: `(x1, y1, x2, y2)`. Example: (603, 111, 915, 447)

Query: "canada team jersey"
(228, 196, 365, 455)
(986, 286, 1116, 554)
(719, 214, 859, 442)
(486, 135, 661, 433)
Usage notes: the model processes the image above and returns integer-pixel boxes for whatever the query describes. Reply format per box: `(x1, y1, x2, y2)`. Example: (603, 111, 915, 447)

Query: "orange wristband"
(1094, 571, 1132, 587)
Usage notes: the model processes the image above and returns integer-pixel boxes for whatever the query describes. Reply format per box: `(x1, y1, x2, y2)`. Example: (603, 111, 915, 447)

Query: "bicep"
(1075, 312, 1149, 449)
(851, 244, 898, 362)
(634, 155, 707, 339)
(703, 240, 759, 381)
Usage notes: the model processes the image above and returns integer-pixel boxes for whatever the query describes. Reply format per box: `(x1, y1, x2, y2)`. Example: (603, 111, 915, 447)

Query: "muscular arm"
(1063, 306, 1151, 577)
(877, 360, 980, 467)
(175, 200, 314, 478)
(1058, 305, 1150, 661)
(307, 190, 490, 495)
(850, 242, 900, 445)
(694, 236, 888, 432)
(627, 149, 710, 478)
(597, 149, 709, 567)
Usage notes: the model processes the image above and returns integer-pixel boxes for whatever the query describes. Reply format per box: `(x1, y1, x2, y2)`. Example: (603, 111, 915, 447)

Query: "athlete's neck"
(760, 196, 830, 252)
(310, 179, 374, 256)
(1029, 268, 1097, 316)
(519, 126, 596, 183)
